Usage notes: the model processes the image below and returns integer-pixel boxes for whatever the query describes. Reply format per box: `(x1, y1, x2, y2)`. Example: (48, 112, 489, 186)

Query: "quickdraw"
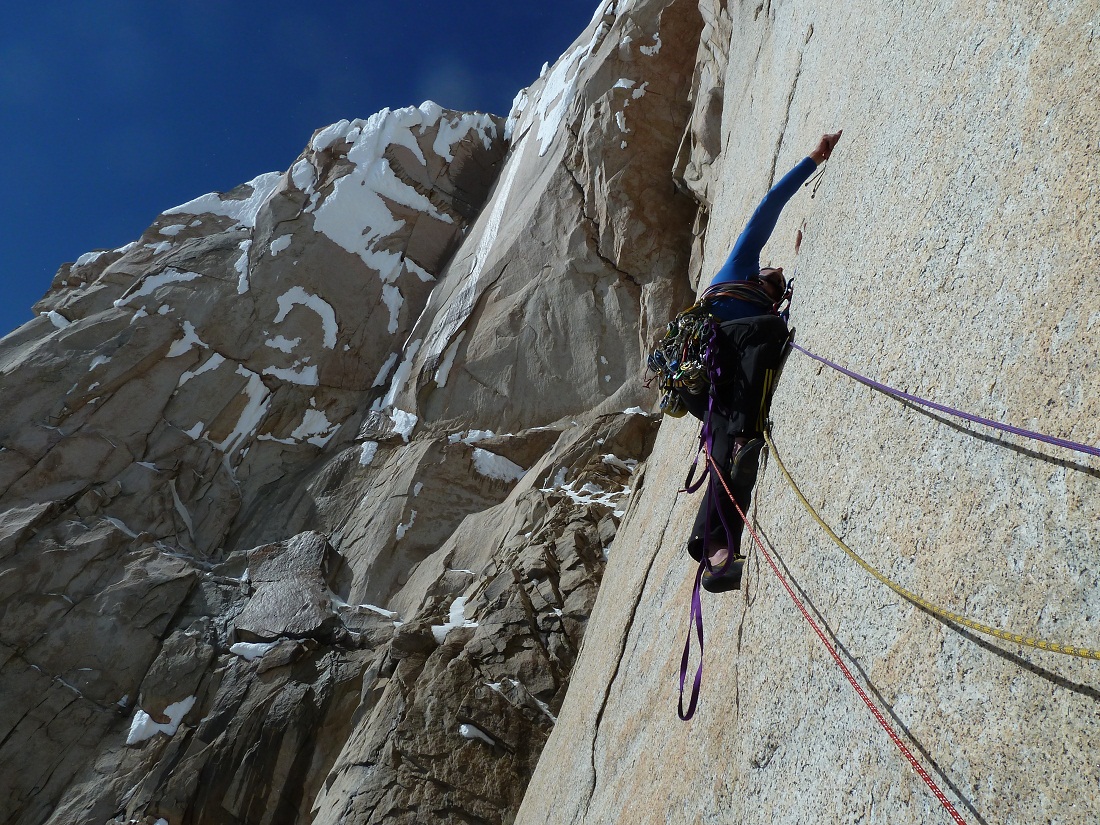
(646, 305, 716, 417)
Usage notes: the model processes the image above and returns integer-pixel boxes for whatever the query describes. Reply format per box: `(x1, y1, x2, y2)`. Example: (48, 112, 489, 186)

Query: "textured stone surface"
(517, 1, 1100, 824)
(0, 1, 698, 822)
(5, 0, 1092, 822)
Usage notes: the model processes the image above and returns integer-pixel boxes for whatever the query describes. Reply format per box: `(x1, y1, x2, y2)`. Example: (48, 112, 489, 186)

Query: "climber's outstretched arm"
(710, 131, 842, 287)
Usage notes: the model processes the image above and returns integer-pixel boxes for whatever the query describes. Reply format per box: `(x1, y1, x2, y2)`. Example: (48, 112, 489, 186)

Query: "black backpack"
(680, 313, 793, 433)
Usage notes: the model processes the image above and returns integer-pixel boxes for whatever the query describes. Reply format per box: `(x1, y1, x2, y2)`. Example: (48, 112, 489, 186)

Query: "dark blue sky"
(0, 0, 601, 336)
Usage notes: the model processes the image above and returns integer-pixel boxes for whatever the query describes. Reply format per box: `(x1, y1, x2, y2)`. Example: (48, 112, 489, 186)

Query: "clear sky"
(0, 0, 601, 337)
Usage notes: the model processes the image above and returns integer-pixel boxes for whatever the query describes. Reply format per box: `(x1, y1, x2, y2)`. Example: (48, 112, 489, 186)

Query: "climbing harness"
(689, 443, 970, 825)
(791, 342, 1100, 459)
(764, 430, 1100, 660)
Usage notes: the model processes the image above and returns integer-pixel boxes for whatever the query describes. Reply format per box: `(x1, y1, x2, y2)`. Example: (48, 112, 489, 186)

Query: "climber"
(683, 130, 843, 592)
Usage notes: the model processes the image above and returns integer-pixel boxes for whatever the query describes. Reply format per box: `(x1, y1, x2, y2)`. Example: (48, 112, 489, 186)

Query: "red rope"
(705, 450, 968, 825)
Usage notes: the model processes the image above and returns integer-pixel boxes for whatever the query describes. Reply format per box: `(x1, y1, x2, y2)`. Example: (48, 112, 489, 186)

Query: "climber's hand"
(810, 131, 842, 164)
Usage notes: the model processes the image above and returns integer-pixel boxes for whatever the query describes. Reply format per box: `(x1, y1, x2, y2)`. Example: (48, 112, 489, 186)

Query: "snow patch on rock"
(265, 335, 301, 354)
(472, 448, 526, 483)
(126, 696, 196, 746)
(235, 240, 252, 294)
(390, 409, 418, 442)
(290, 407, 338, 447)
(269, 234, 292, 256)
(178, 352, 225, 386)
(434, 331, 466, 388)
(358, 441, 379, 466)
(432, 596, 478, 644)
(372, 352, 400, 388)
(166, 321, 207, 357)
(215, 366, 271, 457)
(395, 510, 417, 540)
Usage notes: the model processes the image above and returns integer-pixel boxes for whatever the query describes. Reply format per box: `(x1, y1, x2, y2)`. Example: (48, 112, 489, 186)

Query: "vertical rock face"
(4, 0, 1096, 823)
(518, 2, 1100, 825)
(0, 1, 702, 824)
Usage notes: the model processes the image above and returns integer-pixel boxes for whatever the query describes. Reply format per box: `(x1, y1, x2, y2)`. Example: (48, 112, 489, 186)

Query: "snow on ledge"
(230, 641, 279, 661)
(164, 171, 282, 229)
(46, 311, 71, 329)
(432, 596, 478, 644)
(458, 723, 495, 746)
(126, 696, 197, 745)
(74, 250, 107, 267)
(448, 429, 495, 445)
(263, 363, 319, 386)
(114, 268, 202, 308)
(601, 454, 638, 474)
(358, 603, 399, 619)
(472, 448, 526, 483)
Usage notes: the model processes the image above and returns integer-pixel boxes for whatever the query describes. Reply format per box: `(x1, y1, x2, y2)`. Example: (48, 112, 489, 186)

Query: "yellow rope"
(762, 430, 1100, 660)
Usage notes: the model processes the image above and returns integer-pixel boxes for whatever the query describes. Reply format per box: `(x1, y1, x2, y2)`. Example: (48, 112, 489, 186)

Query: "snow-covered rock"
(5, 0, 1092, 824)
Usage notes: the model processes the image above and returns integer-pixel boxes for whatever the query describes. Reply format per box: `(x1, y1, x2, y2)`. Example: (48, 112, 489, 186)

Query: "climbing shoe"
(701, 556, 744, 593)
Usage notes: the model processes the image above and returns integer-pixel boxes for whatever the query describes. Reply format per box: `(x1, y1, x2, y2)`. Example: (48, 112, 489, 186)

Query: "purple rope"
(678, 559, 706, 720)
(791, 343, 1100, 459)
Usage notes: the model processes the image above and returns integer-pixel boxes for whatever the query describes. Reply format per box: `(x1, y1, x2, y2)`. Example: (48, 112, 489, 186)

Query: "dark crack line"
(562, 157, 633, 280)
(581, 502, 675, 820)
(766, 45, 807, 188)
(512, 571, 563, 692)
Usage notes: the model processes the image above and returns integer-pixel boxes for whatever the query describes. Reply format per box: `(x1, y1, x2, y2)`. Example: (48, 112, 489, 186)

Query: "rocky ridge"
(4, 0, 1098, 823)
(0, 1, 700, 823)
